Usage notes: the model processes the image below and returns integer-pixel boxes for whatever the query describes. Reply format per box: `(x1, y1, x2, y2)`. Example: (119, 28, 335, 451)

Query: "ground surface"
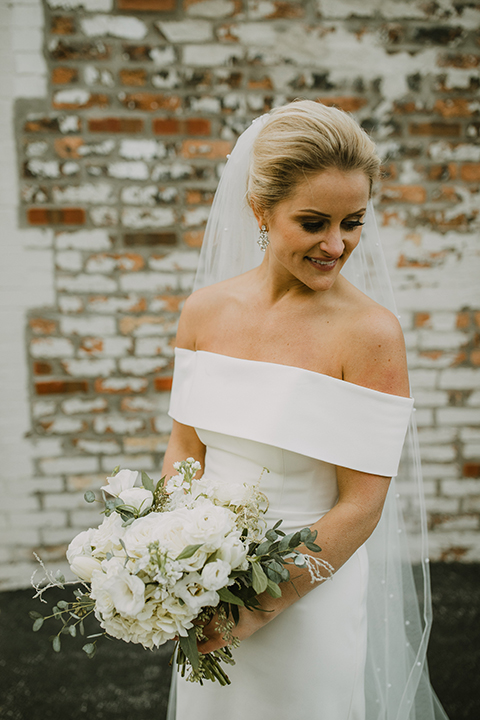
(0, 563, 478, 720)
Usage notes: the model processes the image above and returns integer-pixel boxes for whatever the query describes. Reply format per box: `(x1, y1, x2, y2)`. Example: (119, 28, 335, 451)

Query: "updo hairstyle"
(247, 100, 381, 217)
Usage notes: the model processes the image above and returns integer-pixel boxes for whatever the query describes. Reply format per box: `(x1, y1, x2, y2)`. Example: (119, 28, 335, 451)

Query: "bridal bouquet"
(31, 460, 328, 685)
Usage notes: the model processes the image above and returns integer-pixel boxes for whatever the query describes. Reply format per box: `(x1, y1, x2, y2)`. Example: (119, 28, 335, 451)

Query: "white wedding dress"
(167, 348, 417, 720)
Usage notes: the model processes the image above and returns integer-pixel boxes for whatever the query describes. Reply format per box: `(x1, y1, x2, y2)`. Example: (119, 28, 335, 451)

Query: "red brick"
(456, 312, 470, 329)
(49, 41, 110, 61)
(460, 164, 480, 182)
(380, 184, 427, 204)
(437, 53, 480, 69)
(30, 318, 57, 335)
(53, 93, 109, 110)
(153, 118, 180, 135)
(119, 69, 148, 86)
(186, 189, 214, 204)
(24, 117, 63, 133)
(415, 312, 431, 328)
(88, 117, 144, 133)
(120, 93, 181, 112)
(186, 118, 211, 136)
(153, 118, 211, 136)
(471, 350, 480, 366)
(117, 0, 175, 9)
(183, 230, 204, 247)
(475, 312, 480, 328)
(123, 232, 176, 246)
(409, 122, 461, 137)
(181, 139, 232, 160)
(393, 101, 419, 114)
(428, 163, 458, 181)
(52, 67, 78, 84)
(434, 98, 475, 118)
(28, 208, 86, 225)
(33, 362, 53, 375)
(315, 96, 367, 113)
(154, 294, 187, 312)
(248, 77, 274, 90)
(54, 137, 84, 159)
(463, 463, 480, 478)
(51, 16, 75, 34)
(154, 376, 173, 392)
(36, 380, 88, 395)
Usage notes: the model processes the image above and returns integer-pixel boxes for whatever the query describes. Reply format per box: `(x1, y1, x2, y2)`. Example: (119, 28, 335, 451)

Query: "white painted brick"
(150, 46, 176, 66)
(119, 357, 168, 375)
(121, 186, 177, 206)
(150, 250, 199, 272)
(57, 273, 117, 293)
(179, 273, 196, 293)
(40, 456, 99, 476)
(85, 254, 117, 273)
(152, 162, 193, 181)
(40, 527, 79, 546)
(119, 140, 167, 161)
(30, 337, 74, 358)
(60, 316, 116, 336)
(460, 428, 480, 443)
(418, 330, 465, 351)
(12, 3, 44, 27)
(10, 511, 67, 528)
(430, 312, 458, 332)
(418, 428, 457, 444)
(96, 377, 148, 392)
(56, 250, 83, 272)
(420, 445, 457, 463)
(153, 415, 173, 434)
(183, 44, 243, 66)
(11, 27, 43, 52)
(121, 207, 175, 229)
(411, 408, 433, 427)
(81, 15, 147, 40)
(467, 391, 480, 407)
(70, 508, 104, 527)
(408, 351, 458, 370)
(58, 296, 84, 313)
(93, 415, 144, 434)
(78, 337, 132, 358)
(25, 159, 60, 178)
(56, 230, 111, 251)
(63, 358, 116, 377)
(0, 562, 42, 591)
(185, 0, 238, 18)
(62, 397, 107, 414)
(188, 96, 221, 114)
(464, 497, 480, 512)
(421, 463, 459, 479)
(14, 75, 47, 98)
(135, 336, 173, 357)
(412, 390, 449, 408)
(157, 20, 213, 43)
(7, 477, 65, 494)
(439, 369, 480, 390)
(43, 492, 88, 510)
(424, 497, 460, 514)
(0, 527, 40, 547)
(41, 417, 85, 434)
(120, 272, 178, 293)
(427, 531, 480, 562)
(32, 400, 56, 418)
(438, 408, 480, 426)
(79, 138, 115, 155)
(76, 439, 121, 455)
(433, 515, 479, 532)
(47, 0, 113, 9)
(108, 161, 149, 180)
(120, 396, 161, 412)
(29, 438, 63, 458)
(87, 295, 144, 314)
(463, 444, 480, 459)
(395, 479, 437, 496)
(442, 478, 480, 496)
(6, 495, 41, 512)
(100, 454, 154, 472)
(52, 183, 114, 205)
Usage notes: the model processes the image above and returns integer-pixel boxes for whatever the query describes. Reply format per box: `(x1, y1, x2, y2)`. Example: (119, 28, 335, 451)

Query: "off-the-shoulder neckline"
(174, 347, 413, 404)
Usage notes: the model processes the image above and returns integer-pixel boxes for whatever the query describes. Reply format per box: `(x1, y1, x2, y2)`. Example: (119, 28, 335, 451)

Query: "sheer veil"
(190, 113, 449, 720)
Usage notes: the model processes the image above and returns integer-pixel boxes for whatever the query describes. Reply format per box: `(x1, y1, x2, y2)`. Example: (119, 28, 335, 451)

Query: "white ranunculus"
(173, 572, 219, 614)
(216, 533, 249, 570)
(118, 487, 153, 513)
(70, 555, 103, 582)
(92, 512, 125, 556)
(201, 559, 232, 591)
(101, 469, 139, 497)
(66, 527, 96, 564)
(182, 502, 236, 551)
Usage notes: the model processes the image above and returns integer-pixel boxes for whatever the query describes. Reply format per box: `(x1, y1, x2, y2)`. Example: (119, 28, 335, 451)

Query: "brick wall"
(1, 0, 479, 588)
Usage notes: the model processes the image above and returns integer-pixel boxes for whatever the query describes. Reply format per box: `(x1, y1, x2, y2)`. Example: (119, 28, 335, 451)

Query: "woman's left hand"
(197, 601, 279, 654)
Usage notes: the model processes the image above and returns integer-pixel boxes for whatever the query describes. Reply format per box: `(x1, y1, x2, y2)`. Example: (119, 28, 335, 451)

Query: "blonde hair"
(247, 100, 380, 215)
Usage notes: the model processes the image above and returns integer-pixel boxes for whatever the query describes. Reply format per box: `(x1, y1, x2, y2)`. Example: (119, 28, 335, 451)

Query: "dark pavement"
(0, 562, 478, 720)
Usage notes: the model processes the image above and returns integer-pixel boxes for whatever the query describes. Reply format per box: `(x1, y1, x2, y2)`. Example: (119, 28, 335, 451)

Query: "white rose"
(70, 555, 102, 582)
(101, 469, 139, 497)
(173, 572, 219, 614)
(101, 563, 146, 618)
(182, 502, 236, 551)
(211, 480, 251, 506)
(66, 527, 96, 564)
(201, 559, 232, 591)
(92, 512, 126, 556)
(118, 487, 153, 513)
(91, 569, 115, 619)
(216, 533, 249, 570)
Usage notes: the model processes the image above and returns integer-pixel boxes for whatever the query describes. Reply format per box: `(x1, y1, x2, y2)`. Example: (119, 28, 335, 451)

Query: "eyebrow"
(296, 208, 367, 217)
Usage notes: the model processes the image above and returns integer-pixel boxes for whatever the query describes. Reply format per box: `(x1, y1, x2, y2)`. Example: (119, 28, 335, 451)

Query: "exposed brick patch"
(316, 96, 367, 112)
(154, 376, 173, 391)
(460, 164, 480, 182)
(54, 137, 84, 159)
(28, 208, 86, 225)
(52, 93, 109, 111)
(52, 67, 79, 85)
(181, 139, 233, 160)
(463, 463, 480, 478)
(409, 122, 461, 137)
(380, 185, 427, 204)
(153, 118, 211, 136)
(35, 380, 89, 395)
(49, 41, 111, 62)
(123, 233, 177, 246)
(33, 362, 53, 375)
(119, 69, 148, 87)
(51, 16, 76, 35)
(119, 93, 181, 112)
(30, 318, 57, 335)
(434, 99, 476, 118)
(117, 0, 176, 9)
(183, 230, 204, 247)
(88, 117, 144, 133)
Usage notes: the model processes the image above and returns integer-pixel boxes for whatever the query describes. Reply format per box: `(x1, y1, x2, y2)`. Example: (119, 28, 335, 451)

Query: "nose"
(319, 226, 345, 258)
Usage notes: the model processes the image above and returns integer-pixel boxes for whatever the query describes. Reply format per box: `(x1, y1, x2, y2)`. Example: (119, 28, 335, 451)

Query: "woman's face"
(256, 167, 370, 293)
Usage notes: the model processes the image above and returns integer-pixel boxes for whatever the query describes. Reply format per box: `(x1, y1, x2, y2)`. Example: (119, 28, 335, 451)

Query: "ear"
(249, 197, 268, 231)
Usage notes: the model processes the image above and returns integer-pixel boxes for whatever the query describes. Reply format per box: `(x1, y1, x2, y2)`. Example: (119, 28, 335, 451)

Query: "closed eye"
(301, 219, 365, 233)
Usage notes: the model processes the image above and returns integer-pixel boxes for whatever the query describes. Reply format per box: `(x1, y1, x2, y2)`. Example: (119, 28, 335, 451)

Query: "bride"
(162, 101, 449, 720)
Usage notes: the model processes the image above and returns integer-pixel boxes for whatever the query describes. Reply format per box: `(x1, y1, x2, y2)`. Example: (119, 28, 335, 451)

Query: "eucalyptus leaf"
(305, 542, 322, 553)
(32, 617, 44, 632)
(217, 587, 245, 606)
(266, 579, 282, 598)
(294, 554, 307, 567)
(79, 620, 85, 636)
(179, 626, 199, 672)
(289, 532, 301, 549)
(29, 611, 42, 620)
(251, 562, 268, 594)
(255, 540, 271, 556)
(141, 471, 155, 493)
(300, 528, 311, 542)
(82, 643, 96, 658)
(52, 636, 61, 653)
(69, 625, 77, 637)
(57, 600, 68, 610)
(175, 543, 203, 561)
(265, 529, 278, 542)
(264, 566, 283, 585)
(84, 491, 96, 503)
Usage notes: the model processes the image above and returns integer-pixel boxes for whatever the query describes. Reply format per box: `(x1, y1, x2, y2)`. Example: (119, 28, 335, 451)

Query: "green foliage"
(175, 543, 203, 561)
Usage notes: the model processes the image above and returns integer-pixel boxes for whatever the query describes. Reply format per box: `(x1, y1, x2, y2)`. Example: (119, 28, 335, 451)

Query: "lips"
(306, 256, 339, 269)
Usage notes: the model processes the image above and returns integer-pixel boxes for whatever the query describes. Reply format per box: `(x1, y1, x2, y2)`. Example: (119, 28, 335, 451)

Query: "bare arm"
(161, 420, 205, 481)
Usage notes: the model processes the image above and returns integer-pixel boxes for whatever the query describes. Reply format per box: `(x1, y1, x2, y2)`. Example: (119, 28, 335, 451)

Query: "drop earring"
(257, 225, 269, 251)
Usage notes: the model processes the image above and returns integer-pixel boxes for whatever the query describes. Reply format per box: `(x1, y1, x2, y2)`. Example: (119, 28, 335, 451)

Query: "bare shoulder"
(341, 291, 410, 398)
(175, 278, 241, 350)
